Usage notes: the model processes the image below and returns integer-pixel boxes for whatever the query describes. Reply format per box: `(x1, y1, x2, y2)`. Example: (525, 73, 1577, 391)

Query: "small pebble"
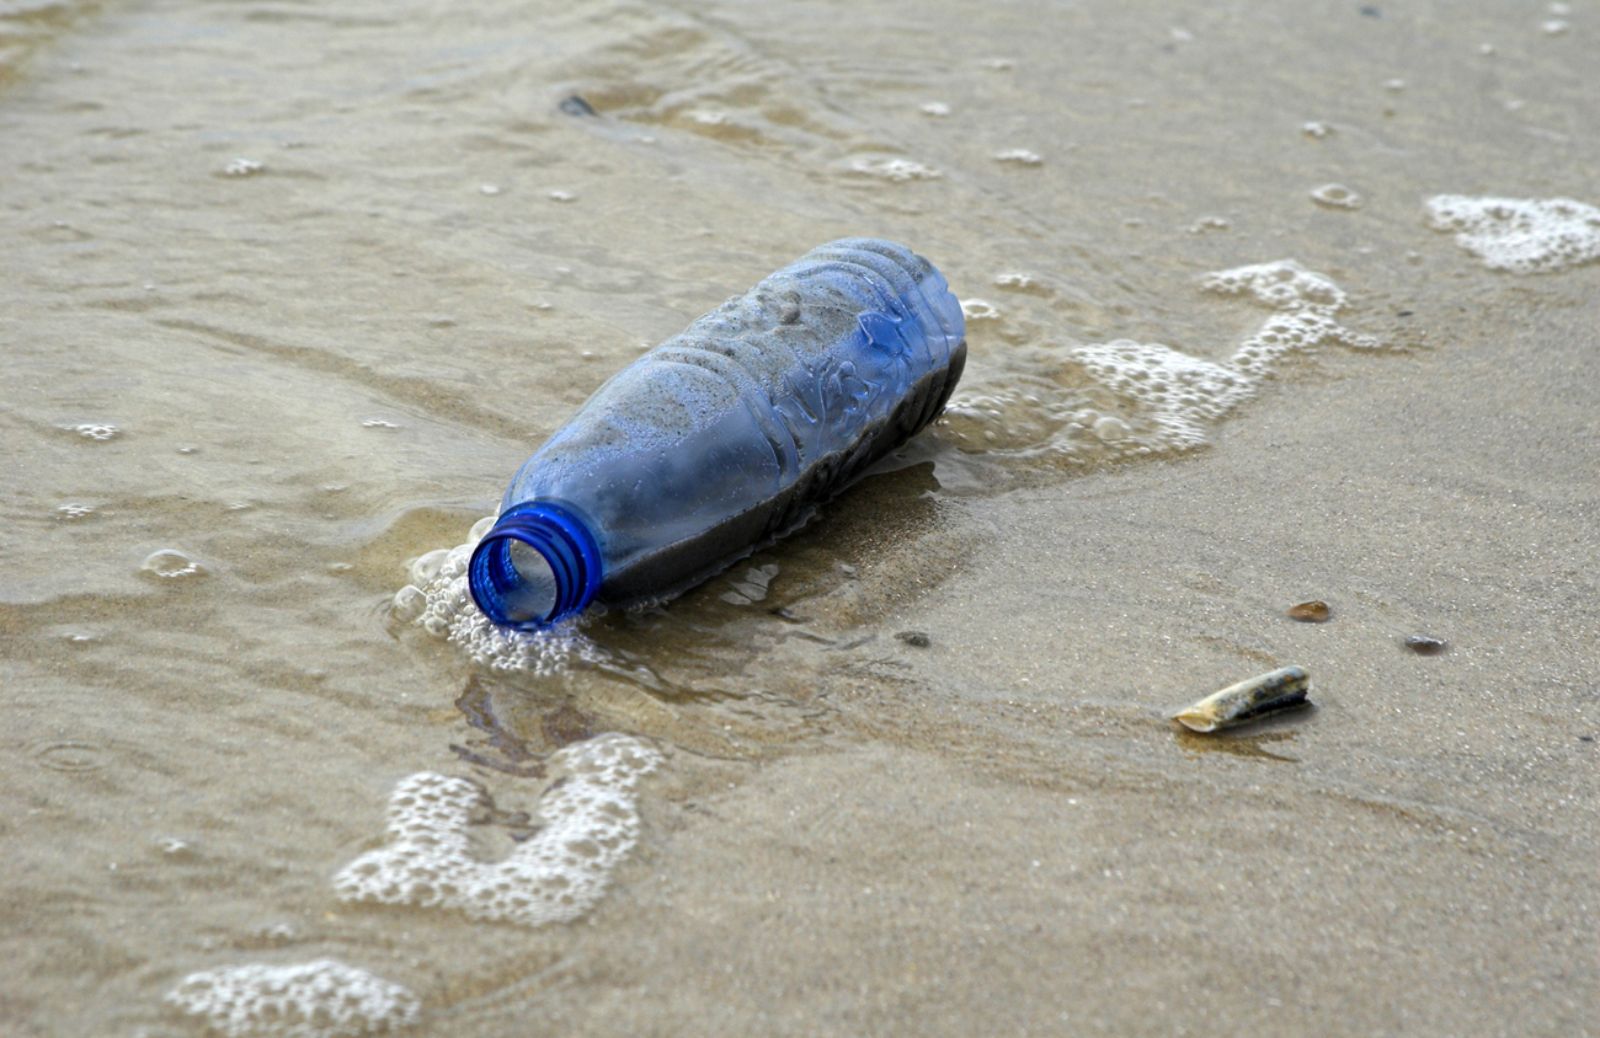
(558, 94, 598, 117)
(895, 630, 931, 648)
(1404, 634, 1448, 655)
(1287, 600, 1331, 623)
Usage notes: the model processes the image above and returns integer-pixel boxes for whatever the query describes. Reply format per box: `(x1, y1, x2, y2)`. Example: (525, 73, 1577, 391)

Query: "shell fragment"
(1173, 665, 1311, 733)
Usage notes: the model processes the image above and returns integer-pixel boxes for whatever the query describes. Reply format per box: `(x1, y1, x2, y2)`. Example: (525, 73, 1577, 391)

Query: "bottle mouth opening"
(468, 503, 601, 630)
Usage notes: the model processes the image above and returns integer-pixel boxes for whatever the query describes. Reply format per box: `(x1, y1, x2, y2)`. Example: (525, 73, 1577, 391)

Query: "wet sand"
(2, 0, 1596, 1035)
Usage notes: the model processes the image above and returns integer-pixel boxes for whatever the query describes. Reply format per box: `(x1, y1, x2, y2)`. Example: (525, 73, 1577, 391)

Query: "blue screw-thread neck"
(468, 501, 603, 629)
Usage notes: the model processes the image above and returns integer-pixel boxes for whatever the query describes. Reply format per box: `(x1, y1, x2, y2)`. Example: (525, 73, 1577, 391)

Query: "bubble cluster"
(1072, 341, 1253, 451)
(1424, 194, 1600, 274)
(944, 260, 1379, 465)
(393, 517, 608, 675)
(361, 418, 399, 430)
(223, 158, 264, 177)
(333, 735, 662, 928)
(74, 423, 118, 441)
(57, 503, 94, 520)
(165, 959, 419, 1038)
(920, 101, 951, 117)
(1202, 259, 1381, 373)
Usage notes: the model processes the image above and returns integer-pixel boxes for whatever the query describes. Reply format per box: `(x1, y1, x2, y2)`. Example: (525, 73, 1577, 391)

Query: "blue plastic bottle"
(468, 238, 967, 629)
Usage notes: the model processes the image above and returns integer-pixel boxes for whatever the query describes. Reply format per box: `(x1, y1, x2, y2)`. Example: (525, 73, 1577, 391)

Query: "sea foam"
(1425, 194, 1600, 273)
(942, 259, 1380, 462)
(333, 734, 662, 928)
(391, 515, 600, 675)
(1072, 260, 1379, 452)
(165, 959, 419, 1038)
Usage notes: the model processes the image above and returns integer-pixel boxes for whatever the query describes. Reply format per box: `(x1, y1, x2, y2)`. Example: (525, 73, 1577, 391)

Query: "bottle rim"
(467, 501, 603, 629)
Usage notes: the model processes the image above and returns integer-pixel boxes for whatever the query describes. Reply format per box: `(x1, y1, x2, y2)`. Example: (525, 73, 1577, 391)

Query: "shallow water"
(3, 1, 1597, 1034)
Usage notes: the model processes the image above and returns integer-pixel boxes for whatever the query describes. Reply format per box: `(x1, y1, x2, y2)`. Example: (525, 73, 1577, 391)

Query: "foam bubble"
(394, 517, 600, 675)
(57, 503, 94, 520)
(1302, 121, 1332, 138)
(141, 548, 206, 580)
(333, 734, 662, 927)
(1073, 341, 1253, 451)
(1073, 261, 1378, 451)
(165, 959, 419, 1038)
(1310, 183, 1361, 209)
(920, 101, 951, 117)
(224, 158, 264, 177)
(1424, 194, 1600, 273)
(1202, 259, 1381, 367)
(960, 298, 1000, 321)
(74, 422, 118, 441)
(943, 259, 1379, 465)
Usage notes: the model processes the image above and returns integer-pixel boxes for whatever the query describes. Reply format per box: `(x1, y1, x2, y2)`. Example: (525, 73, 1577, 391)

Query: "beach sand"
(2, 1, 1595, 1034)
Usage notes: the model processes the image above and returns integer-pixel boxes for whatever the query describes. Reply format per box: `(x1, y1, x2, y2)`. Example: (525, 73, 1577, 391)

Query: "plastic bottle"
(468, 238, 967, 630)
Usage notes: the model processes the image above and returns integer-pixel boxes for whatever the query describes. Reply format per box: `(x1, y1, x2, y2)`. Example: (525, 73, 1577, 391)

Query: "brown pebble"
(1404, 635, 1448, 655)
(1288, 600, 1331, 623)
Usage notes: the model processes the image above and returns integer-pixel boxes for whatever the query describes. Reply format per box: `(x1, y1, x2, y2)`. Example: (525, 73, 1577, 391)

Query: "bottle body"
(470, 238, 966, 629)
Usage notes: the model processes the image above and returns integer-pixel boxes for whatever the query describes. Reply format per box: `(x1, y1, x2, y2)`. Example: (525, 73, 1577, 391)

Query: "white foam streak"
(1067, 260, 1379, 454)
(394, 515, 600, 676)
(333, 735, 662, 928)
(165, 959, 419, 1038)
(1425, 194, 1600, 274)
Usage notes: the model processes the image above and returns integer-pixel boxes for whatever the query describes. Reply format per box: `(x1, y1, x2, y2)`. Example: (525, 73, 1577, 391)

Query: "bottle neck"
(468, 502, 603, 629)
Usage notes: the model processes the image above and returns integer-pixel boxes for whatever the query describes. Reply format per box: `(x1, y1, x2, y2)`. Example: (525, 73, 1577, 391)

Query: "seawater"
(4, 0, 1598, 1035)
